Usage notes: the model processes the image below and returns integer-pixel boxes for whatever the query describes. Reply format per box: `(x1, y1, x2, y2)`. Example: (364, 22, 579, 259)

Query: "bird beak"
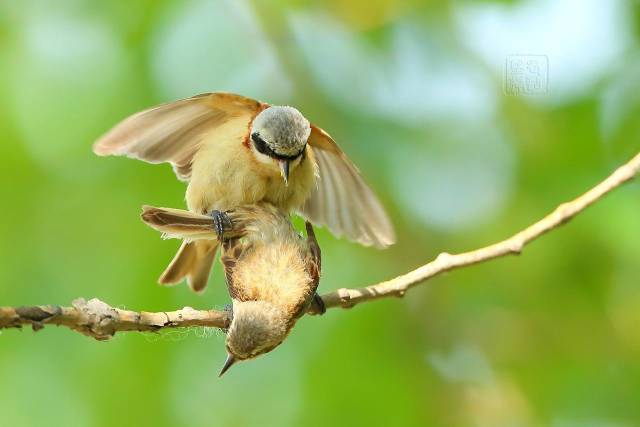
(278, 160, 290, 186)
(219, 353, 237, 377)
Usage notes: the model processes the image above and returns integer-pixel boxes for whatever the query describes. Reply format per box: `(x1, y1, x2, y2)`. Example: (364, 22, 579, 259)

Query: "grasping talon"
(210, 210, 233, 241)
(310, 293, 326, 315)
(223, 303, 233, 316)
(222, 303, 234, 332)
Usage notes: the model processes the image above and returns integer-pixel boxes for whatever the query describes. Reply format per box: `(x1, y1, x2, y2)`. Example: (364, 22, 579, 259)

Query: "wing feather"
(93, 92, 266, 181)
(300, 126, 395, 248)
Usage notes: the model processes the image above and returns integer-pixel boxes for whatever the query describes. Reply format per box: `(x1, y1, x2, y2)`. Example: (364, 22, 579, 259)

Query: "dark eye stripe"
(251, 132, 305, 161)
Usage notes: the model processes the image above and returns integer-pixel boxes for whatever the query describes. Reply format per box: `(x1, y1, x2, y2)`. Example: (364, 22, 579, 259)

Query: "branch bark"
(0, 298, 229, 340)
(2, 153, 639, 340)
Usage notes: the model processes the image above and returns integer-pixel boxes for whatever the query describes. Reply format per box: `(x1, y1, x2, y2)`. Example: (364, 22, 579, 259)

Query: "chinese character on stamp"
(504, 55, 549, 96)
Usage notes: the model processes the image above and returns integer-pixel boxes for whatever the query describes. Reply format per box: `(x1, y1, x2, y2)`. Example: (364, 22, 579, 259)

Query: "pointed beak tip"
(218, 354, 237, 377)
(279, 160, 290, 186)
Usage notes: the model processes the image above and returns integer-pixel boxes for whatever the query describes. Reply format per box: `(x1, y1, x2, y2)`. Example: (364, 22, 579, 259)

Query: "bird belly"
(186, 133, 267, 213)
(231, 241, 313, 313)
(187, 170, 267, 213)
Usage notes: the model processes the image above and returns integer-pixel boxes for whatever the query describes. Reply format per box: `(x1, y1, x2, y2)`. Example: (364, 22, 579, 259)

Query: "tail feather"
(187, 241, 218, 293)
(141, 205, 216, 240)
(158, 241, 196, 285)
(159, 240, 218, 293)
(141, 205, 231, 293)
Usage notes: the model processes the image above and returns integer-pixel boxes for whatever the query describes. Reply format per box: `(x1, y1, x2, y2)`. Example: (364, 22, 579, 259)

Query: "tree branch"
(323, 153, 640, 309)
(0, 298, 229, 340)
(1, 153, 639, 340)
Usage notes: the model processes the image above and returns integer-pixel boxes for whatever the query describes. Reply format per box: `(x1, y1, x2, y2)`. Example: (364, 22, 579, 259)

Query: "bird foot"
(222, 303, 233, 332)
(309, 293, 326, 315)
(209, 210, 233, 241)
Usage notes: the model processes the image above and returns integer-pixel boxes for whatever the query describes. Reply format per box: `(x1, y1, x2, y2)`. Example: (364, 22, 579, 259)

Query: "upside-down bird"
(95, 92, 394, 292)
(141, 204, 325, 376)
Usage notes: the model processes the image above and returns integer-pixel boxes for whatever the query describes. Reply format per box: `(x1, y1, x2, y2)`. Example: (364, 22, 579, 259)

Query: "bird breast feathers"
(230, 241, 312, 311)
(187, 126, 317, 213)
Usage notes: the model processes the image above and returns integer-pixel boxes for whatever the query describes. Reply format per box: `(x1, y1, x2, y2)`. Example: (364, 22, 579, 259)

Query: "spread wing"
(93, 92, 266, 181)
(300, 125, 396, 248)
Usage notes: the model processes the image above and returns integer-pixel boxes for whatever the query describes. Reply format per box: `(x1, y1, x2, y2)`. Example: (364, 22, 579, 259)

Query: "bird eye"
(251, 132, 305, 161)
(251, 132, 271, 156)
(251, 132, 264, 144)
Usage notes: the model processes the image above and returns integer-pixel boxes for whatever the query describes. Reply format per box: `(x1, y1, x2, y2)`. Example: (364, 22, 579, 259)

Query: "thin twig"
(1, 152, 639, 339)
(321, 152, 640, 309)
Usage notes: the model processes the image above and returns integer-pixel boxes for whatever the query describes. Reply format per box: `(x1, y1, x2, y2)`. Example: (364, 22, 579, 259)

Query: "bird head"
(219, 300, 290, 376)
(250, 106, 311, 185)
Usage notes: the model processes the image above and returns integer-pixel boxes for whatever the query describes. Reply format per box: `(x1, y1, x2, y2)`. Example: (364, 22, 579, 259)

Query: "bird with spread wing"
(94, 92, 395, 292)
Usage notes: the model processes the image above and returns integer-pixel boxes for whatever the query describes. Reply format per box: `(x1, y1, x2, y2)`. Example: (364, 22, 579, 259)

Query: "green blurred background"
(1, 0, 640, 426)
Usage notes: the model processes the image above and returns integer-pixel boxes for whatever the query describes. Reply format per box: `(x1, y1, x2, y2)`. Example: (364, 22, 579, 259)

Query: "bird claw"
(210, 210, 233, 241)
(310, 293, 326, 315)
(222, 303, 233, 332)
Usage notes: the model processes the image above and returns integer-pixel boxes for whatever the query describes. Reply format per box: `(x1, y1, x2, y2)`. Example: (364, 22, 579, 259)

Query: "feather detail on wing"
(300, 125, 396, 248)
(93, 92, 266, 181)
